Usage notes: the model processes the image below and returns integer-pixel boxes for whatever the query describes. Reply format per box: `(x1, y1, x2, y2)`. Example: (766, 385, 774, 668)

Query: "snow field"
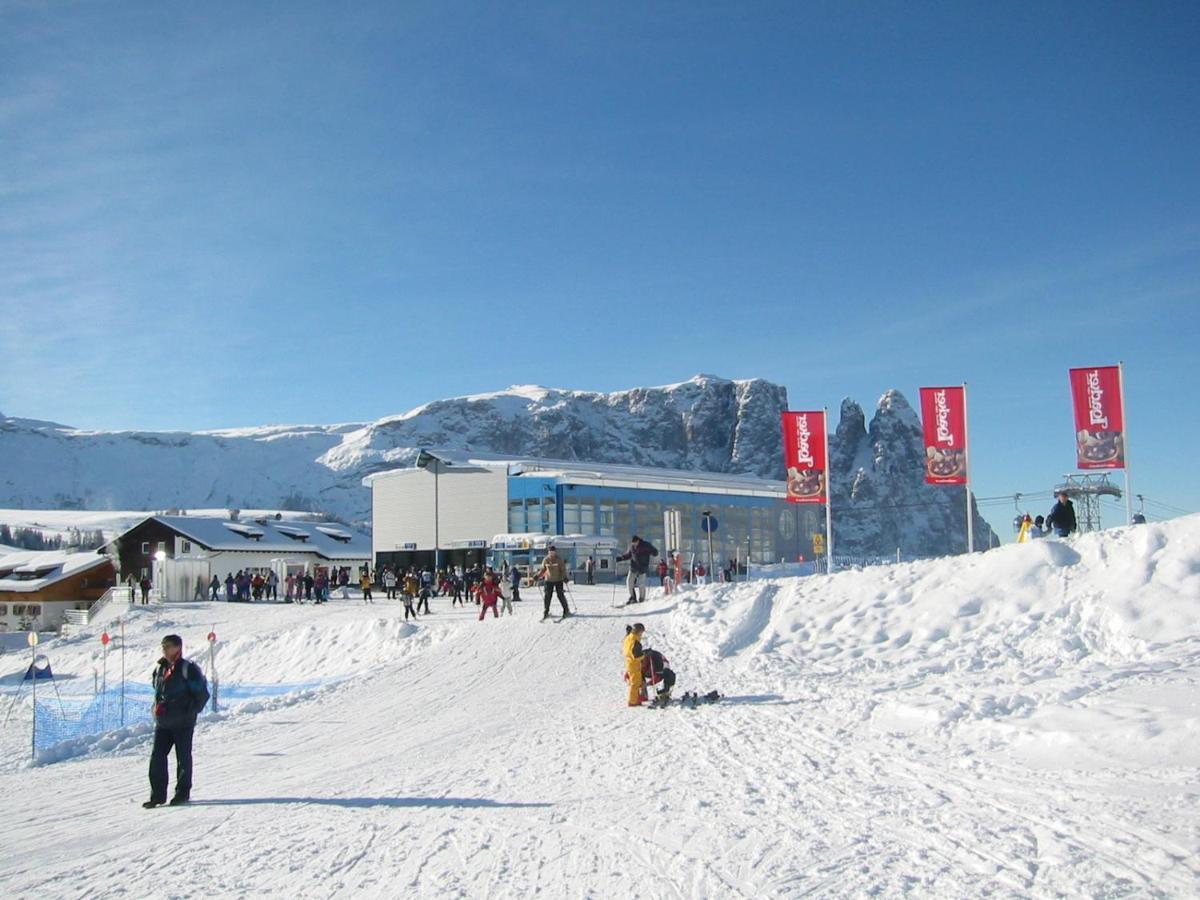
(0, 518, 1197, 897)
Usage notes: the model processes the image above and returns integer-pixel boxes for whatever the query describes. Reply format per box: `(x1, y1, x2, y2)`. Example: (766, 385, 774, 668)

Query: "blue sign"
(700, 515, 718, 533)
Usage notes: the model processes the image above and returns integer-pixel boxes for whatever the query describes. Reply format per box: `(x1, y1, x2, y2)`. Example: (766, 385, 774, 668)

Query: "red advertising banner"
(781, 411, 827, 503)
(1069, 366, 1126, 469)
(918, 386, 968, 485)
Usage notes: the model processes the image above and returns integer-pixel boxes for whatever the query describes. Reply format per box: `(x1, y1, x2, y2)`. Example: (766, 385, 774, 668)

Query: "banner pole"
(1117, 361, 1133, 523)
(824, 407, 834, 573)
(30, 646, 36, 761)
(963, 382, 974, 553)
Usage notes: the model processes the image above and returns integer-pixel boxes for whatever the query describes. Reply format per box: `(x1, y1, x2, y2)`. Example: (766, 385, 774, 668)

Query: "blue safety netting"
(28, 679, 330, 752)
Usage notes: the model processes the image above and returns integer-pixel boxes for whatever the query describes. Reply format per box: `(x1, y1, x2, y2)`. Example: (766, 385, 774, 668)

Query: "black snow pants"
(149, 724, 195, 802)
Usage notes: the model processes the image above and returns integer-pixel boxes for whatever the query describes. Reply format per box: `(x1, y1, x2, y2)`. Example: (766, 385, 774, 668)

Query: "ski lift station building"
(363, 449, 819, 577)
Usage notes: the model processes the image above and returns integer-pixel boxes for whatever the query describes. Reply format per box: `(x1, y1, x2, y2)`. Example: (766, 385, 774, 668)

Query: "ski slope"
(1, 518, 1198, 897)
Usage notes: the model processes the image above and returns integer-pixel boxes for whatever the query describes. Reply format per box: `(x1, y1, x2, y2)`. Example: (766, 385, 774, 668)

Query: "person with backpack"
(617, 535, 658, 604)
(144, 634, 210, 808)
(508, 565, 522, 602)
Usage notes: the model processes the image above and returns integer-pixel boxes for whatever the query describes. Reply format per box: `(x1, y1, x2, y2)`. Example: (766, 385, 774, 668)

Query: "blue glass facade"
(505, 476, 815, 566)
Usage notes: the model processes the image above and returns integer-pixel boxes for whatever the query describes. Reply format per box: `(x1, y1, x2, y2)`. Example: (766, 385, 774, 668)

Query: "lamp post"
(433, 460, 440, 575)
(154, 549, 167, 603)
(701, 511, 716, 583)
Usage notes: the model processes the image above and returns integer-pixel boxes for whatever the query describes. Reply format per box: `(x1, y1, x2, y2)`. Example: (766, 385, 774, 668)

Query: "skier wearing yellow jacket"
(623, 623, 647, 706)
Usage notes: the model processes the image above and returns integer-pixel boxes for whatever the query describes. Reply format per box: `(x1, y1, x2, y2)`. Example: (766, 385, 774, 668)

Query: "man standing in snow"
(1046, 491, 1078, 537)
(144, 634, 209, 808)
(616, 535, 658, 604)
(535, 546, 571, 620)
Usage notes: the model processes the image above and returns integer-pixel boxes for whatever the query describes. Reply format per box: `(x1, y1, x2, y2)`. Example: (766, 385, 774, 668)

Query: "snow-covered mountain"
(0, 375, 995, 555)
(832, 391, 995, 556)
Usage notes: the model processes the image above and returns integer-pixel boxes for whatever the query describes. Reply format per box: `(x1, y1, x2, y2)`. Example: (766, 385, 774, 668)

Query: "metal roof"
(364, 449, 786, 498)
(148, 516, 371, 559)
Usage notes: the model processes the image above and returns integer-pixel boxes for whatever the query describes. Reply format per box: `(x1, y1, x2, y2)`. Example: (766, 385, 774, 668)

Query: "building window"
(181, 540, 192, 554)
(27, 604, 40, 616)
(141, 542, 150, 554)
(0, 604, 6, 616)
(12, 605, 24, 616)
(598, 503, 614, 537)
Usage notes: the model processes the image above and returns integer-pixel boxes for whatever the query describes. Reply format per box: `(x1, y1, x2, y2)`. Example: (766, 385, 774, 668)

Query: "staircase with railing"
(59, 585, 133, 635)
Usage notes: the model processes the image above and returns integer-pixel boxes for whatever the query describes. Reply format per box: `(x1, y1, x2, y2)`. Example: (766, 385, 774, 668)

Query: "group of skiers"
(1018, 490, 1079, 542)
(369, 551, 574, 622)
(204, 568, 363, 603)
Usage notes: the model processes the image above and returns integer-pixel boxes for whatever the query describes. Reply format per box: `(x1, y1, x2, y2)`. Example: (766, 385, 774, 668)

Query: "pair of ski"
(646, 690, 723, 709)
(540, 614, 572, 623)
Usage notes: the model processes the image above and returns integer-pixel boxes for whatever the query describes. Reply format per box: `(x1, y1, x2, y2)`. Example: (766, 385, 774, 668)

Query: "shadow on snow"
(189, 796, 553, 809)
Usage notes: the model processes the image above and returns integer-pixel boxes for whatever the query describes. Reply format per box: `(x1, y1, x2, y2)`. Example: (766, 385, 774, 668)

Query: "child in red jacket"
(477, 572, 503, 621)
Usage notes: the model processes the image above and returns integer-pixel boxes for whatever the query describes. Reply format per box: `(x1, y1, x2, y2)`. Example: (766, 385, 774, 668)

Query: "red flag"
(919, 386, 968, 485)
(781, 411, 827, 503)
(1069, 366, 1125, 469)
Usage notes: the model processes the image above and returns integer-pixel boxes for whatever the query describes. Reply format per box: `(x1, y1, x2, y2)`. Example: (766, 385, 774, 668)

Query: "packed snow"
(0, 518, 1197, 897)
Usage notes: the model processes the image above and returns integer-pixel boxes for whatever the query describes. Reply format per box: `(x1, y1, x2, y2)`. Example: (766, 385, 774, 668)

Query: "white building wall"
(372, 466, 508, 556)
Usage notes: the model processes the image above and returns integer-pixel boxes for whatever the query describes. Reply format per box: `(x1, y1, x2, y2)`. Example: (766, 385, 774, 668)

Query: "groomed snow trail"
(1, 520, 1198, 897)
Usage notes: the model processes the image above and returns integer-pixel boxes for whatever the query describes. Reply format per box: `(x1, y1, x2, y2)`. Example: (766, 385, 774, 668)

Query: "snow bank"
(667, 516, 1200, 770)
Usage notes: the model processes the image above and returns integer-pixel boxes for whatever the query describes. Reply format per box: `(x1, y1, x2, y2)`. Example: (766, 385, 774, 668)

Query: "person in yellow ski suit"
(623, 623, 647, 706)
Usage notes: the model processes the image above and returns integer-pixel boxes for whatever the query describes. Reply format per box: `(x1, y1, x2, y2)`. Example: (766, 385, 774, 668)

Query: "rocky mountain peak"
(0, 376, 994, 556)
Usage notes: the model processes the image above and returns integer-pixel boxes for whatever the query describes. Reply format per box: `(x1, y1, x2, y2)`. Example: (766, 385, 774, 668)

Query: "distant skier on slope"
(623, 623, 647, 707)
(535, 546, 571, 620)
(477, 571, 503, 621)
(616, 535, 658, 605)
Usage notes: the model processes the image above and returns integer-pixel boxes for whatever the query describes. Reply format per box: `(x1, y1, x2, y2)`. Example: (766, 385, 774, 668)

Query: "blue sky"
(2, 1, 1198, 530)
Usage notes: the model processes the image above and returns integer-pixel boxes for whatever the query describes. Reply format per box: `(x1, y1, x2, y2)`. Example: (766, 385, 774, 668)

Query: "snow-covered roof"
(363, 449, 786, 499)
(148, 516, 371, 560)
(0, 549, 113, 593)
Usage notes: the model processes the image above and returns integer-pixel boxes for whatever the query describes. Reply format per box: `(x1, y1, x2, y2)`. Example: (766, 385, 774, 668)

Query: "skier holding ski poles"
(616, 535, 657, 605)
(535, 546, 571, 621)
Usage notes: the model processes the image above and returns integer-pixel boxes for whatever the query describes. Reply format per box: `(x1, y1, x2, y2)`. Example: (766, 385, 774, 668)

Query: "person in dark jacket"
(144, 634, 210, 808)
(642, 647, 676, 702)
(1045, 491, 1078, 537)
(616, 535, 658, 604)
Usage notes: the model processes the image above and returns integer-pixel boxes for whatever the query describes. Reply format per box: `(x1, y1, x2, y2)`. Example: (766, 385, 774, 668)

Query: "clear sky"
(2, 1, 1198, 531)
